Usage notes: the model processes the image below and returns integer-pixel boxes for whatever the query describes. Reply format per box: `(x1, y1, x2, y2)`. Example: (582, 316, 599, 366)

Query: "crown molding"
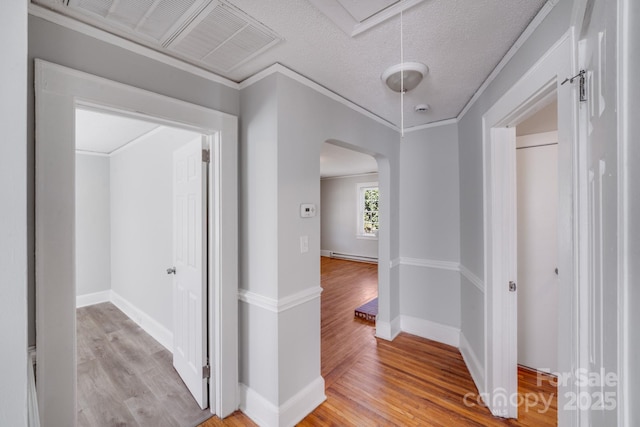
(456, 0, 559, 121)
(239, 63, 400, 132)
(28, 3, 239, 89)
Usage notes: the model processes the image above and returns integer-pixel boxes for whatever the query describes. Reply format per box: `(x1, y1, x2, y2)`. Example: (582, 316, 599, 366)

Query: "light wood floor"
(76, 302, 213, 426)
(209, 257, 557, 426)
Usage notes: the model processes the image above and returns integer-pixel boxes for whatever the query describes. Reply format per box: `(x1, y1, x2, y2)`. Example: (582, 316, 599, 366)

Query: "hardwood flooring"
(207, 257, 557, 426)
(76, 302, 213, 427)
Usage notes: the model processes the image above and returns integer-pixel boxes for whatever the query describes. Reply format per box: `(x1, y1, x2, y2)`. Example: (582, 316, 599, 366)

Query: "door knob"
(167, 266, 176, 275)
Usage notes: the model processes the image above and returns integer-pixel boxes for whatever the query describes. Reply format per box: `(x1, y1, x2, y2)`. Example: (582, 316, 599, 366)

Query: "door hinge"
(202, 149, 210, 163)
(509, 281, 517, 292)
(561, 69, 587, 102)
(202, 364, 210, 379)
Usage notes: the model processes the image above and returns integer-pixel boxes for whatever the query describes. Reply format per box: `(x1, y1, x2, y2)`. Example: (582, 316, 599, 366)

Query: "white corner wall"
(399, 124, 461, 344)
(76, 153, 111, 298)
(239, 71, 400, 426)
(0, 0, 28, 425)
(320, 173, 379, 260)
(110, 128, 201, 335)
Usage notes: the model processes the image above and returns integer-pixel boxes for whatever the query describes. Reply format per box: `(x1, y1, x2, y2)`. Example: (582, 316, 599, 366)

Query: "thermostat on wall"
(300, 203, 317, 218)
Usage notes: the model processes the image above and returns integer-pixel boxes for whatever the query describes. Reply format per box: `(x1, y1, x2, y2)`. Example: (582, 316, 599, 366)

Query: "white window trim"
(356, 181, 379, 239)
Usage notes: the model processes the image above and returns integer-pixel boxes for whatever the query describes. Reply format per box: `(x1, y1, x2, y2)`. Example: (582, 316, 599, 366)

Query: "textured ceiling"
(225, 0, 547, 127)
(35, 0, 548, 129)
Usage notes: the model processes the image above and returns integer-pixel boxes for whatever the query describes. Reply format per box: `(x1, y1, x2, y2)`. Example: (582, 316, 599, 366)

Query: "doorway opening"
(74, 106, 212, 424)
(514, 98, 559, 423)
(481, 33, 577, 420)
(318, 140, 380, 380)
(35, 61, 238, 426)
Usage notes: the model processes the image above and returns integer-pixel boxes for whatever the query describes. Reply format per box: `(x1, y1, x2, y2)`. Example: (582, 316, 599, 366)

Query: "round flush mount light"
(414, 104, 430, 113)
(381, 62, 429, 93)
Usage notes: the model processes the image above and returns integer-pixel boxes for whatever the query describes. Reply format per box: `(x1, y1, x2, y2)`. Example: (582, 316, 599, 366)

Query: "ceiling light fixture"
(381, 62, 429, 93)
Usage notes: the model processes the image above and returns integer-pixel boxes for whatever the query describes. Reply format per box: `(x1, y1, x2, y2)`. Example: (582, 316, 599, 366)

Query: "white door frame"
(34, 60, 238, 426)
(482, 31, 582, 423)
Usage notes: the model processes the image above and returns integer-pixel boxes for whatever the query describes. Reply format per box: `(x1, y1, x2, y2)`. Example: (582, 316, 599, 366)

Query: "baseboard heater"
(330, 251, 378, 264)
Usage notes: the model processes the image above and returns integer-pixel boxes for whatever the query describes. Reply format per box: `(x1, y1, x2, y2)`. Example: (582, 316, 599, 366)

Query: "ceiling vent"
(40, 0, 281, 74)
(166, 2, 281, 73)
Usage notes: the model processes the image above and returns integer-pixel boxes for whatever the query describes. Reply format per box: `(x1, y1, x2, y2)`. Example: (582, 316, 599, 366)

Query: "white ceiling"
(320, 143, 377, 178)
(33, 0, 548, 130)
(75, 109, 161, 154)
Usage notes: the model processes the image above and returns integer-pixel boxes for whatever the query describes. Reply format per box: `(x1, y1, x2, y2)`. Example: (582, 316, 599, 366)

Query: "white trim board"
(399, 257, 460, 271)
(459, 332, 485, 396)
(239, 377, 326, 427)
(400, 315, 460, 348)
(75, 290, 173, 352)
(238, 286, 323, 313)
(239, 63, 398, 132)
(110, 291, 173, 352)
(76, 290, 111, 308)
(459, 264, 485, 293)
(376, 316, 401, 341)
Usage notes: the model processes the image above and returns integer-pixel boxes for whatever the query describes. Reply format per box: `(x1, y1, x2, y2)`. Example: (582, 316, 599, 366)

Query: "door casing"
(34, 60, 238, 426)
(481, 31, 581, 424)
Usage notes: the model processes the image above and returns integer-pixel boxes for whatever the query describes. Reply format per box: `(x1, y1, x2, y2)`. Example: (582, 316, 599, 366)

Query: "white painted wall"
(399, 124, 461, 330)
(320, 173, 379, 260)
(110, 128, 201, 333)
(76, 153, 111, 297)
(0, 0, 28, 425)
(516, 136, 558, 373)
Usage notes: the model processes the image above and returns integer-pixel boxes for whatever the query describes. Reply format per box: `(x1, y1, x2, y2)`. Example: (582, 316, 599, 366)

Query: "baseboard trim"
(76, 290, 111, 308)
(320, 250, 332, 258)
(239, 376, 326, 427)
(110, 291, 173, 352)
(460, 332, 485, 395)
(400, 315, 460, 348)
(376, 315, 401, 341)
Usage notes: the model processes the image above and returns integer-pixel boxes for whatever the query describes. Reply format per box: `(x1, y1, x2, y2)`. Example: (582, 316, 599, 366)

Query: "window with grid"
(357, 182, 379, 237)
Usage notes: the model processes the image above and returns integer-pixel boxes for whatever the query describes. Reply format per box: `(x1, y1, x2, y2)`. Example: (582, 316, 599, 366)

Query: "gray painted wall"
(276, 73, 400, 403)
(0, 1, 28, 425)
(75, 154, 111, 297)
(399, 124, 460, 328)
(457, 0, 574, 368)
(239, 73, 400, 408)
(27, 15, 240, 346)
(320, 173, 379, 260)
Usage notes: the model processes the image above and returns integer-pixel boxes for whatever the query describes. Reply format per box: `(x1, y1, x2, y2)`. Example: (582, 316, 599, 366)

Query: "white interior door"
(172, 136, 208, 410)
(516, 138, 558, 373)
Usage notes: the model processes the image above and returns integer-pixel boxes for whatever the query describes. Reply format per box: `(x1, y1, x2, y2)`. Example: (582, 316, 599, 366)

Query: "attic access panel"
(308, 0, 426, 37)
(33, 0, 281, 74)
